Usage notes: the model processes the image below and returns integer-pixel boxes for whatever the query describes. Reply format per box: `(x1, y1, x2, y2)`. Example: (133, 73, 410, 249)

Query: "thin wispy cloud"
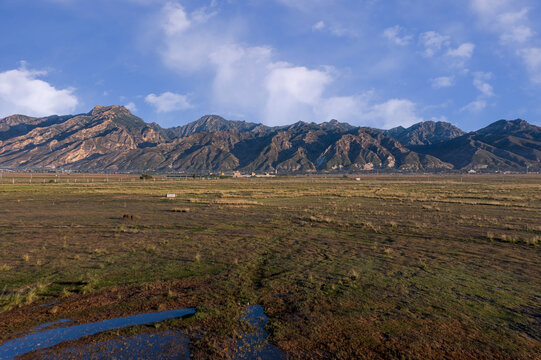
(420, 31, 450, 57)
(447, 43, 475, 59)
(471, 0, 541, 84)
(383, 26, 413, 46)
(431, 76, 455, 89)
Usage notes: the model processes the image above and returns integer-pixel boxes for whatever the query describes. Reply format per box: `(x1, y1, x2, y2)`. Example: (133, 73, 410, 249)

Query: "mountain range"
(0, 105, 539, 173)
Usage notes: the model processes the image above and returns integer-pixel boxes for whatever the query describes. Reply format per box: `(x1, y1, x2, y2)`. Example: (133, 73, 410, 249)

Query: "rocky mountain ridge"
(0, 105, 539, 173)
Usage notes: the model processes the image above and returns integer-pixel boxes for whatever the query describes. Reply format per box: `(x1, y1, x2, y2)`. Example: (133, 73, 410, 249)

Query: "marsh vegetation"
(0, 174, 539, 359)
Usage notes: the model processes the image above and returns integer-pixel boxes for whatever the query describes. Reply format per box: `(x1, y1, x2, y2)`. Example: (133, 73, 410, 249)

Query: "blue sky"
(1, 0, 540, 130)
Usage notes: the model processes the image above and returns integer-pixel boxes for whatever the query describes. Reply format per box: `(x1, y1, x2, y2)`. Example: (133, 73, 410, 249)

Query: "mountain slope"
(167, 115, 265, 138)
(386, 121, 465, 146)
(0, 107, 538, 172)
(411, 119, 541, 170)
(0, 106, 163, 169)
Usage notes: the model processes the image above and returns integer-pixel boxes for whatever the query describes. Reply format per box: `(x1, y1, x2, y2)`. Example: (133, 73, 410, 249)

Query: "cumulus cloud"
(162, 1, 191, 35)
(317, 93, 422, 129)
(145, 92, 192, 112)
(159, 2, 220, 72)
(367, 99, 423, 128)
(264, 66, 332, 123)
(155, 2, 423, 127)
(0, 65, 78, 118)
(431, 76, 454, 89)
(383, 25, 413, 46)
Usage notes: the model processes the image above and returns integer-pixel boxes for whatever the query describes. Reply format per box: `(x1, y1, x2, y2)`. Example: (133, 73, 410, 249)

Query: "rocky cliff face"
(385, 121, 465, 146)
(0, 106, 163, 169)
(411, 119, 541, 171)
(166, 115, 264, 139)
(0, 107, 538, 172)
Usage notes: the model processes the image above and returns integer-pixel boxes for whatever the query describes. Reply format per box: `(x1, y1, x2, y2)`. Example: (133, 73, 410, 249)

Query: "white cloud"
(208, 41, 337, 125)
(472, 2, 534, 44)
(312, 21, 325, 31)
(311, 20, 357, 37)
(209, 44, 274, 119)
(145, 92, 192, 112)
(316, 95, 365, 124)
(471, 0, 510, 16)
(125, 102, 137, 112)
(496, 8, 533, 44)
(367, 99, 422, 128)
(473, 72, 494, 97)
(501, 25, 533, 44)
(419, 31, 450, 57)
(155, 2, 422, 127)
(265, 66, 332, 124)
(446, 43, 475, 59)
(461, 100, 487, 113)
(418, 32, 475, 70)
(431, 76, 454, 89)
(159, 2, 221, 72)
(275, 0, 332, 12)
(383, 25, 413, 46)
(0, 65, 78, 118)
(266, 66, 331, 105)
(462, 72, 494, 113)
(317, 93, 422, 129)
(430, 116, 448, 122)
(471, 0, 540, 83)
(162, 2, 191, 35)
(519, 47, 541, 83)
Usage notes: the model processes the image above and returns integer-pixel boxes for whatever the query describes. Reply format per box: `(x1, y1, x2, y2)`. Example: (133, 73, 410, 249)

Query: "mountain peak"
(90, 105, 131, 117)
(197, 114, 227, 122)
(320, 119, 355, 131)
(0, 114, 37, 125)
(0, 109, 538, 172)
(386, 120, 465, 146)
(476, 119, 539, 135)
(169, 115, 262, 138)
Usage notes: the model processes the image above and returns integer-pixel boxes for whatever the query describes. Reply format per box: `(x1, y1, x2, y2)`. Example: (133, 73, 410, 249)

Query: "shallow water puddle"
(0, 305, 284, 359)
(234, 305, 286, 360)
(0, 308, 195, 359)
(38, 330, 191, 360)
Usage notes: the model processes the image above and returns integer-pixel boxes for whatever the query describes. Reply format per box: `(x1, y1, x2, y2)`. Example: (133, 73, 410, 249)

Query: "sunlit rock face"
(0, 108, 539, 172)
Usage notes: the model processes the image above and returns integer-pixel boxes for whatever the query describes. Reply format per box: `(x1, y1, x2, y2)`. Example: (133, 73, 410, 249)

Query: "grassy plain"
(0, 174, 540, 359)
